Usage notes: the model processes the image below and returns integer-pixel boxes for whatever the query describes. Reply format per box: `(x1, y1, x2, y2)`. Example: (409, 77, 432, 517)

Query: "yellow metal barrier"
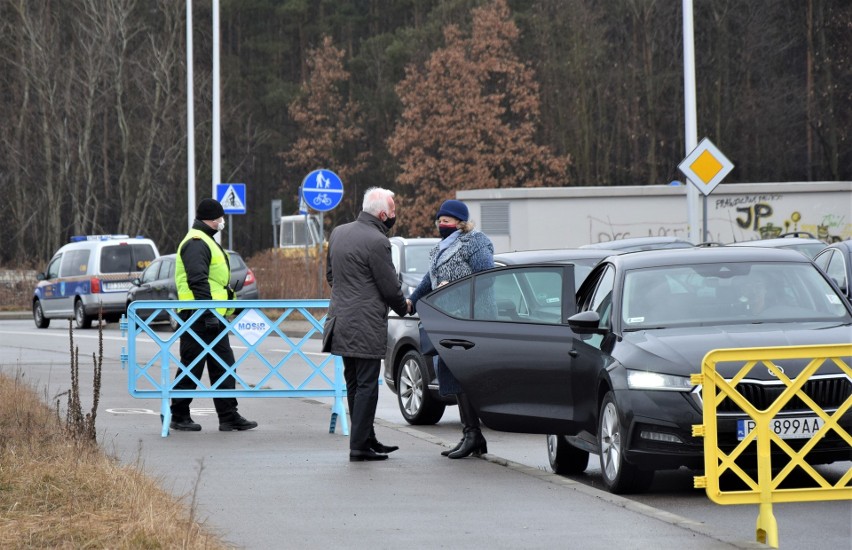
(691, 343, 852, 548)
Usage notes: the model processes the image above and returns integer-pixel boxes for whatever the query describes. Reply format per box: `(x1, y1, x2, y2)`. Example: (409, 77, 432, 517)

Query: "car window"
(823, 251, 847, 292)
(589, 266, 614, 328)
(622, 262, 849, 329)
(100, 244, 157, 273)
(164, 258, 175, 279)
(471, 267, 564, 324)
(782, 242, 826, 259)
(46, 255, 62, 279)
(140, 260, 162, 284)
(228, 252, 246, 270)
(132, 244, 157, 270)
(428, 279, 471, 319)
(813, 249, 832, 271)
(405, 245, 433, 275)
(60, 249, 90, 277)
(390, 243, 401, 273)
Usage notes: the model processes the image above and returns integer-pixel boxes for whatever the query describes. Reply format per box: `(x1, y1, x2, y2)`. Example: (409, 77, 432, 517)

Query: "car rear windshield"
(622, 262, 850, 329)
(100, 244, 157, 273)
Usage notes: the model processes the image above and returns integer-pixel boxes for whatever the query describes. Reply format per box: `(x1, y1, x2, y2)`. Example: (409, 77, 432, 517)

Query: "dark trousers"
(171, 313, 238, 419)
(343, 356, 381, 451)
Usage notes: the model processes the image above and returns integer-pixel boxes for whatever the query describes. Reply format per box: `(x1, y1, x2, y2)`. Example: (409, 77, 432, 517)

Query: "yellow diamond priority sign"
(678, 138, 734, 196)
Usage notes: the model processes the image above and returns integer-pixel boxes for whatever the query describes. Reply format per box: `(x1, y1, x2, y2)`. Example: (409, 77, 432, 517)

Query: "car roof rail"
(778, 231, 816, 239)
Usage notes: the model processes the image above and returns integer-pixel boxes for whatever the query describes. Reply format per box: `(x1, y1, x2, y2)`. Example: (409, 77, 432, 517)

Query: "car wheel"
(74, 300, 93, 329)
(598, 391, 654, 494)
(396, 350, 446, 425)
(33, 300, 50, 329)
(547, 434, 589, 475)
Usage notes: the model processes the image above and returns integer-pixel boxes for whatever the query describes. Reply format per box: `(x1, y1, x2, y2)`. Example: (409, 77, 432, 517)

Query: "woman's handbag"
(418, 321, 438, 356)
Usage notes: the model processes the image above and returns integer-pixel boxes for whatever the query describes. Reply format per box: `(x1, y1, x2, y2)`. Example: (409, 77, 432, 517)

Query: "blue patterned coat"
(409, 230, 494, 395)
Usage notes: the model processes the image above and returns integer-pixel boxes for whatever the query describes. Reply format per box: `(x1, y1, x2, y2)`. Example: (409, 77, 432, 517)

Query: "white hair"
(362, 187, 395, 216)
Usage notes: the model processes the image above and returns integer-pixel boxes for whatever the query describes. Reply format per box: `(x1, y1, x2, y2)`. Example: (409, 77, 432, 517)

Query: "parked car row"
(33, 234, 259, 330)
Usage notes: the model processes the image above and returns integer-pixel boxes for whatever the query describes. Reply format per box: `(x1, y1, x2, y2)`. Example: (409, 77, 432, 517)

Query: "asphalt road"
(1, 317, 849, 549)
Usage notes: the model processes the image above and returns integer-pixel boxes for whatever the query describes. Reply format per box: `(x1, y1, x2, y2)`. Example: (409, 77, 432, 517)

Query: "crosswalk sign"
(216, 183, 246, 214)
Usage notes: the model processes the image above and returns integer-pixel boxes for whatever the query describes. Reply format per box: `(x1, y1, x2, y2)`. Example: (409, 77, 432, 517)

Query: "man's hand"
(406, 299, 413, 315)
(204, 316, 220, 334)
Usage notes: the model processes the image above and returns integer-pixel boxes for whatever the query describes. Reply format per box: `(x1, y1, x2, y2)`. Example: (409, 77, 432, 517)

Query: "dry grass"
(0, 280, 32, 312)
(0, 332, 231, 549)
(247, 248, 329, 301)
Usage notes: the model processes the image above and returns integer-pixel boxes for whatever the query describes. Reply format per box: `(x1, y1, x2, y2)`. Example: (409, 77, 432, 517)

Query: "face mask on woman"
(438, 223, 458, 240)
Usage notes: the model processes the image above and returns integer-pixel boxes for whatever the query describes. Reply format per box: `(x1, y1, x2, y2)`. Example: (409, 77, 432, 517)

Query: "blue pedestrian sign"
(301, 169, 343, 212)
(216, 183, 247, 215)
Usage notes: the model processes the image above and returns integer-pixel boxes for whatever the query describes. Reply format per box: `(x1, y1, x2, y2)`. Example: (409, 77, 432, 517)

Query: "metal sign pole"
(228, 214, 233, 250)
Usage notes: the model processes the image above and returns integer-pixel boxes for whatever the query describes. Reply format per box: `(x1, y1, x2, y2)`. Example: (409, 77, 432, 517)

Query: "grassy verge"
(0, 322, 230, 549)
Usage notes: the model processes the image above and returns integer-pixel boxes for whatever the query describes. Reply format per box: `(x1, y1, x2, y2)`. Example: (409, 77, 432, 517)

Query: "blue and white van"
(33, 235, 160, 329)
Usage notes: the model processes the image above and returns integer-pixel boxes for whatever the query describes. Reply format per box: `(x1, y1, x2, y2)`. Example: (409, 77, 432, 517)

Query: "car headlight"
(627, 370, 694, 392)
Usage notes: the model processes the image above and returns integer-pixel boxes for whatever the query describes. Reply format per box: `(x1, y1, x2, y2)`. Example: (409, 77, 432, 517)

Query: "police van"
(33, 235, 160, 329)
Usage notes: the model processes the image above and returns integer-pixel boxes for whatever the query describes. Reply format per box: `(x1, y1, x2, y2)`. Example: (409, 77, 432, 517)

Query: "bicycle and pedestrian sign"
(301, 169, 343, 212)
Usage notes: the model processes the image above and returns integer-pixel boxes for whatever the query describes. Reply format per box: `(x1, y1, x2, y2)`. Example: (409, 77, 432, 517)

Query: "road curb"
(374, 415, 769, 550)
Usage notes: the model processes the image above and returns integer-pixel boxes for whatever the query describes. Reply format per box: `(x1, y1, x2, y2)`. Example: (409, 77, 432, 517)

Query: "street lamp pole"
(186, 0, 195, 230)
(683, 0, 701, 243)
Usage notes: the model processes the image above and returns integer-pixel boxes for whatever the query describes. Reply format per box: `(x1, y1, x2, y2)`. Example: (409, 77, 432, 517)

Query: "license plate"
(737, 416, 824, 440)
(103, 281, 132, 291)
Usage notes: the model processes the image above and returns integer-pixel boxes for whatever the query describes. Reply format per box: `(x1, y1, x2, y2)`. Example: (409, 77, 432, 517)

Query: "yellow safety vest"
(175, 229, 233, 315)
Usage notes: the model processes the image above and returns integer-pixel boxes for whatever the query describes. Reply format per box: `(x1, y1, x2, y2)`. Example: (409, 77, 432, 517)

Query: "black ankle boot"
(448, 393, 487, 459)
(447, 428, 487, 459)
(442, 429, 467, 457)
(442, 394, 468, 457)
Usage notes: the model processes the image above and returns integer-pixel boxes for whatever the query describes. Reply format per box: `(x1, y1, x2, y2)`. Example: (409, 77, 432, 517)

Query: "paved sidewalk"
(99, 394, 766, 549)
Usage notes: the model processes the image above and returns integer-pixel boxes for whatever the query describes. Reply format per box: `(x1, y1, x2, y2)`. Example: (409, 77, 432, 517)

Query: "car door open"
(418, 264, 581, 434)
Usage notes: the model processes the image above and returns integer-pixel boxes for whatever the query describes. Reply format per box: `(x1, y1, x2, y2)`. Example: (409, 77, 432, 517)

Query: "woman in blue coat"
(408, 199, 494, 459)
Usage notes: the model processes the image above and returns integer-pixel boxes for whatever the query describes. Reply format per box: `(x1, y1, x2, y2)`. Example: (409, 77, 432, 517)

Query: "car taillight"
(90, 277, 101, 293)
(244, 269, 255, 285)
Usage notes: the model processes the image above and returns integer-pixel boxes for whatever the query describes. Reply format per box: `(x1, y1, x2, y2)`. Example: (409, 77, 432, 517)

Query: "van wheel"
(33, 300, 50, 329)
(396, 350, 445, 425)
(74, 300, 93, 329)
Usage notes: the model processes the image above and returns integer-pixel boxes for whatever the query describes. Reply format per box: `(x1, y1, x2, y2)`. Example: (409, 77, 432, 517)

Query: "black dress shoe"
(349, 449, 389, 462)
(219, 413, 258, 431)
(170, 417, 201, 431)
(369, 441, 399, 454)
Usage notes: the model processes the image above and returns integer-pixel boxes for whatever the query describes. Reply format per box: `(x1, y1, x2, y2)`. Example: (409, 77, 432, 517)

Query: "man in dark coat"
(324, 187, 409, 461)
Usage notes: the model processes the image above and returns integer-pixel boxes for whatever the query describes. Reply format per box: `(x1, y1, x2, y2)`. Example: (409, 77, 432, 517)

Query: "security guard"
(169, 198, 257, 432)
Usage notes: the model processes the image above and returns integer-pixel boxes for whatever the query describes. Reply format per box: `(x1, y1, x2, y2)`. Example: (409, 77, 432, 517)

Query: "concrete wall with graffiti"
(458, 182, 851, 253)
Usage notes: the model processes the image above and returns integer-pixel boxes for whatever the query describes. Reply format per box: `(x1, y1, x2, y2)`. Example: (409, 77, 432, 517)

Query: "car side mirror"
(36, 272, 46, 281)
(567, 310, 603, 334)
(131, 277, 141, 286)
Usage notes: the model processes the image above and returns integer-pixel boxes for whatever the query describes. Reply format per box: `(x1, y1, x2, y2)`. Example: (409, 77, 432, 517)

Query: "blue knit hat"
(435, 199, 469, 222)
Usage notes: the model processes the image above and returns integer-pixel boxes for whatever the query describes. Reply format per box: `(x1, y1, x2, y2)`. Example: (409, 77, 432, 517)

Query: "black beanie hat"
(196, 198, 225, 220)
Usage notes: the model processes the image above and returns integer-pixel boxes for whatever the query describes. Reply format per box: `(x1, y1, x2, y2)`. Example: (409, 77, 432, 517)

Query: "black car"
(579, 236, 694, 252)
(384, 248, 616, 425)
(127, 251, 259, 330)
(814, 240, 852, 301)
(417, 247, 851, 493)
(726, 231, 826, 259)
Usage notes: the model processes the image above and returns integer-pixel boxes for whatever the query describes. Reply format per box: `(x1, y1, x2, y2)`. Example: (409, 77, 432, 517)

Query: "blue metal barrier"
(121, 300, 348, 437)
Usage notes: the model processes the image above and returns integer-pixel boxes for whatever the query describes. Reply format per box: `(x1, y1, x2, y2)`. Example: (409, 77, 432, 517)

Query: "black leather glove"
(204, 315, 220, 334)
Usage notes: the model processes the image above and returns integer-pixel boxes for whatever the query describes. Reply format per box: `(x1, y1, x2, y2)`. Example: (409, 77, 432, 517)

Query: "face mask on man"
(216, 219, 226, 232)
(382, 215, 396, 230)
(438, 223, 458, 240)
